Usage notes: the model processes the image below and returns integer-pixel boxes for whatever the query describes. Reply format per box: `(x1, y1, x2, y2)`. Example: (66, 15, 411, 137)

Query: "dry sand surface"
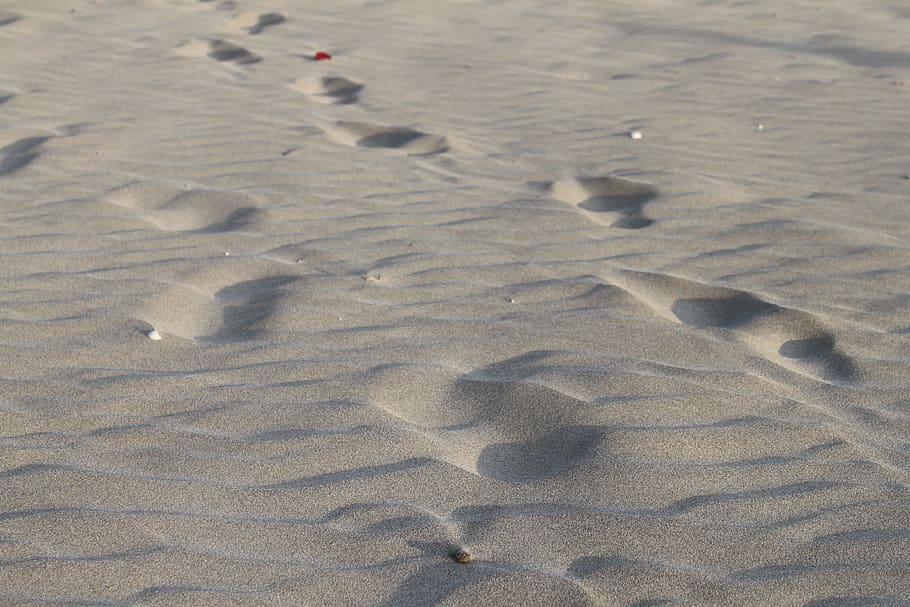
(1, 0, 910, 605)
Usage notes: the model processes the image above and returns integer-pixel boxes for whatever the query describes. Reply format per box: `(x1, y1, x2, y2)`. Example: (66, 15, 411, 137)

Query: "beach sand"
(1, 0, 909, 605)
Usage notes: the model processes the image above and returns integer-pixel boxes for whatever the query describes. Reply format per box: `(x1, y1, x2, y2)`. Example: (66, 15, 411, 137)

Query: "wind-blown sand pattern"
(1, 1, 910, 606)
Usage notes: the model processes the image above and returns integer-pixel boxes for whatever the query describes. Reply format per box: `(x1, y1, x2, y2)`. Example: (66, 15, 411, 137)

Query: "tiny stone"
(146, 329, 162, 341)
(757, 124, 764, 131)
(628, 130, 643, 140)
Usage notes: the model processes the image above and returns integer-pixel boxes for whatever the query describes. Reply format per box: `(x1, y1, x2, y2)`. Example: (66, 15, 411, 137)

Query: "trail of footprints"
(5, 1, 851, 383)
(182, 1, 449, 154)
(127, 0, 452, 342)
(0, 4, 880, 605)
(168, 0, 857, 382)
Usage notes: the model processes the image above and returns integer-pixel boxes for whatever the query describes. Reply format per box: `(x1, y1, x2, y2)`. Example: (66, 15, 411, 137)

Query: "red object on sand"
(315, 51, 332, 61)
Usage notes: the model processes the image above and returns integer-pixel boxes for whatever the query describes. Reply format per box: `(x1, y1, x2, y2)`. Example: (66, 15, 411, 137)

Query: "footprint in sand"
(176, 39, 261, 65)
(0, 136, 51, 177)
(206, 39, 261, 64)
(209, 275, 298, 341)
(548, 175, 657, 229)
(136, 264, 299, 342)
(0, 10, 19, 26)
(229, 12, 286, 35)
(197, 0, 236, 10)
(104, 181, 265, 233)
(367, 352, 602, 482)
(291, 77, 364, 105)
(327, 121, 448, 155)
(608, 269, 857, 383)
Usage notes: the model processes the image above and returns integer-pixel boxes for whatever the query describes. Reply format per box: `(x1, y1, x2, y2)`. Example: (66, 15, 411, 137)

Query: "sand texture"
(1, 0, 910, 605)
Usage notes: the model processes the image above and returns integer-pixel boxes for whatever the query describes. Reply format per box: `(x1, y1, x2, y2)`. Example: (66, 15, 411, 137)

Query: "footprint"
(366, 353, 602, 481)
(0, 10, 19, 26)
(136, 267, 298, 342)
(104, 181, 264, 233)
(548, 176, 656, 229)
(198, 0, 236, 10)
(210, 276, 298, 341)
(291, 76, 363, 104)
(476, 425, 602, 483)
(176, 39, 261, 65)
(608, 269, 857, 382)
(230, 12, 286, 35)
(328, 121, 448, 155)
(207, 39, 261, 64)
(0, 136, 50, 177)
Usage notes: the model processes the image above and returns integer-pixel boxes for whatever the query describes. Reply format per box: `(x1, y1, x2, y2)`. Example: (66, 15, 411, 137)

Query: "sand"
(1, 0, 909, 605)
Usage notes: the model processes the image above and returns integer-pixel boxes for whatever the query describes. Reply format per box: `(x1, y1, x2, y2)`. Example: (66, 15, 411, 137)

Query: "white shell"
(628, 130, 643, 140)
(147, 329, 162, 341)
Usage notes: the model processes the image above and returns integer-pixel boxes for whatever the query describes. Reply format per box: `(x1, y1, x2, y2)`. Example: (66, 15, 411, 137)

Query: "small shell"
(450, 548, 473, 564)
(628, 130, 643, 140)
(146, 329, 162, 341)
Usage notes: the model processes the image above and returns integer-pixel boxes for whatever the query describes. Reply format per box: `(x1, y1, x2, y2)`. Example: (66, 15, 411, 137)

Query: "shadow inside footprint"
(476, 425, 602, 483)
(199, 0, 236, 9)
(0, 10, 19, 26)
(318, 77, 363, 104)
(196, 206, 259, 233)
(671, 293, 774, 328)
(292, 77, 363, 104)
(0, 136, 50, 176)
(778, 335, 835, 358)
(778, 336, 856, 381)
(247, 12, 285, 35)
(211, 276, 297, 341)
(333, 121, 448, 154)
(208, 39, 261, 64)
(358, 129, 425, 148)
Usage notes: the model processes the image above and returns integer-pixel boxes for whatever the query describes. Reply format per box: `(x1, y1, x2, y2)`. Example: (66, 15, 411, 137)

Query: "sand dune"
(1, 0, 909, 605)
